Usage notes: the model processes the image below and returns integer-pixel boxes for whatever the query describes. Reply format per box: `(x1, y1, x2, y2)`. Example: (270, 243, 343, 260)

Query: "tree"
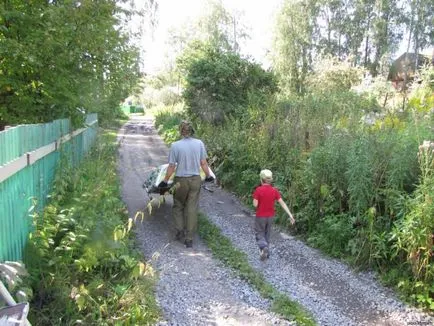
(0, 0, 147, 129)
(164, 0, 249, 68)
(317, 0, 349, 59)
(272, 0, 318, 94)
(370, 0, 403, 76)
(314, 0, 403, 75)
(148, 0, 250, 104)
(195, 0, 248, 53)
(179, 42, 277, 124)
(404, 0, 433, 65)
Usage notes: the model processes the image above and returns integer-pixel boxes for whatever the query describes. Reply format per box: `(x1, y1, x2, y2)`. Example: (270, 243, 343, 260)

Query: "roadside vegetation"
(22, 127, 160, 325)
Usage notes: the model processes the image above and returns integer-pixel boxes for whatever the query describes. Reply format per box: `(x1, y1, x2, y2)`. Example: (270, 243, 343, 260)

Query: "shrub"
(391, 141, 434, 309)
(307, 214, 355, 258)
(306, 57, 364, 93)
(179, 42, 277, 124)
(154, 109, 186, 144)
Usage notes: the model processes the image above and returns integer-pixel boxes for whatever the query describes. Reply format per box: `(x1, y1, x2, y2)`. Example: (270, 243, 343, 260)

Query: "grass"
(198, 213, 316, 326)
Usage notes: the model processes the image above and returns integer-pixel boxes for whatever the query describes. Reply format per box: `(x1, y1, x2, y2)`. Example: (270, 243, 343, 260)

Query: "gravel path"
(117, 115, 433, 326)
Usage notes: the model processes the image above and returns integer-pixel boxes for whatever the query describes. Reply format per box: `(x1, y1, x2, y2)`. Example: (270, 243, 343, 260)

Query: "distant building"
(388, 52, 433, 90)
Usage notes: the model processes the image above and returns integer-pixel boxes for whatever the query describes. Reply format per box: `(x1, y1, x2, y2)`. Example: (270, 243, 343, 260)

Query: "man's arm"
(163, 164, 176, 182)
(158, 163, 176, 188)
(200, 159, 211, 178)
(277, 198, 295, 225)
(159, 145, 177, 187)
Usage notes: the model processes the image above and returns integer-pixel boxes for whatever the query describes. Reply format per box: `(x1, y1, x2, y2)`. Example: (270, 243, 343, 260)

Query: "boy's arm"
(253, 198, 258, 208)
(277, 198, 295, 225)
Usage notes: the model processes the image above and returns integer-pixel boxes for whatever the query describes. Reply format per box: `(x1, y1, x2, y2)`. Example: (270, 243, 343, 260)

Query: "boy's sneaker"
(260, 247, 269, 260)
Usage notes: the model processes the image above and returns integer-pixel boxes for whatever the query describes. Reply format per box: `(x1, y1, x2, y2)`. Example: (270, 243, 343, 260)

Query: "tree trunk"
(364, 17, 371, 68)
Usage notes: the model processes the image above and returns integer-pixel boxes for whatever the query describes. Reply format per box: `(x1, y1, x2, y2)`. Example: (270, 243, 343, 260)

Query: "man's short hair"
(179, 120, 194, 136)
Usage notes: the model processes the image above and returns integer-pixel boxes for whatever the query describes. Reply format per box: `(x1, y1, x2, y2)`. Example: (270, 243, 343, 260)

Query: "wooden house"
(388, 52, 433, 90)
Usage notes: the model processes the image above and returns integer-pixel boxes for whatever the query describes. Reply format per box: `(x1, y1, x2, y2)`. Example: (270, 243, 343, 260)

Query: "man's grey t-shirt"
(168, 137, 207, 177)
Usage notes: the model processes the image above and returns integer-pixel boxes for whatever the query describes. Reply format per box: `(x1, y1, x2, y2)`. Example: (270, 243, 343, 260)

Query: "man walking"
(158, 121, 214, 248)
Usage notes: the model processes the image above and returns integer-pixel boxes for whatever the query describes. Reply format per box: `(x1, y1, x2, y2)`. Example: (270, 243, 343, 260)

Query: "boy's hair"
(260, 169, 273, 183)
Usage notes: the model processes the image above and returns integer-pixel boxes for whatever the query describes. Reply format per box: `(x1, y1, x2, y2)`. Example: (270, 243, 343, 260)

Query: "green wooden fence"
(0, 114, 98, 261)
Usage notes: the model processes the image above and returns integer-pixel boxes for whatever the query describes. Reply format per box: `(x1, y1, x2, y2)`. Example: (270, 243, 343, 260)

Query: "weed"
(23, 126, 161, 325)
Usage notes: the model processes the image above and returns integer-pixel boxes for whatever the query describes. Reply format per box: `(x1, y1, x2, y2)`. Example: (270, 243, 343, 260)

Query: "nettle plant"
(392, 141, 434, 309)
(23, 138, 158, 324)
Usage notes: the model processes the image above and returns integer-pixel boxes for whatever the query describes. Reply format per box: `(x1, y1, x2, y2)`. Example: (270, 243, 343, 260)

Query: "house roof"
(388, 52, 432, 81)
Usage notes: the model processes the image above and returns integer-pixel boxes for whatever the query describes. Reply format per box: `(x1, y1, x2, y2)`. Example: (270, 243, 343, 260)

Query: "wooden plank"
(59, 133, 72, 144)
(0, 303, 29, 325)
(0, 156, 27, 183)
(0, 282, 31, 326)
(0, 119, 97, 183)
(27, 142, 56, 165)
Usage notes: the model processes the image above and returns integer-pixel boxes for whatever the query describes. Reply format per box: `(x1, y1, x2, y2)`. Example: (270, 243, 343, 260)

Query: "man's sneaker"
(260, 247, 269, 261)
(175, 230, 183, 241)
(185, 239, 193, 248)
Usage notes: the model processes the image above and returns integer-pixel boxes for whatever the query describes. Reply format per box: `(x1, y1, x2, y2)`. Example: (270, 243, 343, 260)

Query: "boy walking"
(253, 169, 295, 260)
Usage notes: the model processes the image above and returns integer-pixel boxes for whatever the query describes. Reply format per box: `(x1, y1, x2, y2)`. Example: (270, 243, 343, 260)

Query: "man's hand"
(205, 176, 215, 182)
(158, 180, 168, 188)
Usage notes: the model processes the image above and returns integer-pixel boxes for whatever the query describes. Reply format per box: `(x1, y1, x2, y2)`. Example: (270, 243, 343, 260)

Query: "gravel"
(118, 115, 434, 326)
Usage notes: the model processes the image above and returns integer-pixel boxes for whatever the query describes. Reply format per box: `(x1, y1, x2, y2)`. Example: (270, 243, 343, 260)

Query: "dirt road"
(117, 115, 433, 326)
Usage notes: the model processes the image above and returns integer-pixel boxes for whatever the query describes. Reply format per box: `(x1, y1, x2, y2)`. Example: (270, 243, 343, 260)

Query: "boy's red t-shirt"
(253, 184, 281, 217)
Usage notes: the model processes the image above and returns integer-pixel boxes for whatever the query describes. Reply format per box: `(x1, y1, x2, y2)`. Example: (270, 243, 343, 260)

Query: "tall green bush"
(178, 42, 277, 124)
(391, 141, 434, 309)
(154, 109, 186, 144)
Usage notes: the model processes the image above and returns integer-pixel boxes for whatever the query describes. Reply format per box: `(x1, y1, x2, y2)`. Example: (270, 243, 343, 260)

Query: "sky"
(140, 0, 282, 74)
(138, 0, 433, 75)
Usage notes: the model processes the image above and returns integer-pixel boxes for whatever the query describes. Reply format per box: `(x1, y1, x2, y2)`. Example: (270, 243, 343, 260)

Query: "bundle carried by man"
(143, 163, 216, 194)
